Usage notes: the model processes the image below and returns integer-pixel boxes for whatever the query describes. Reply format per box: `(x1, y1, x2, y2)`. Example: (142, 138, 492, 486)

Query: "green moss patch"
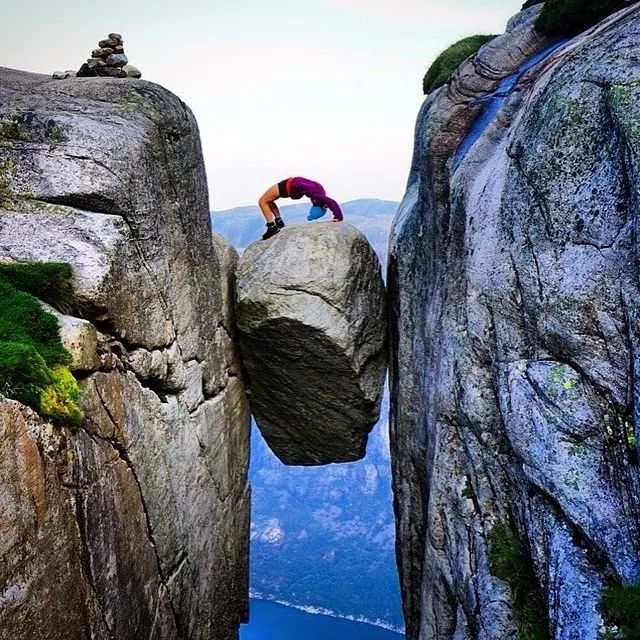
(602, 584, 640, 639)
(489, 524, 549, 640)
(536, 0, 638, 35)
(0, 263, 83, 427)
(423, 35, 497, 95)
(0, 262, 75, 311)
(0, 114, 32, 142)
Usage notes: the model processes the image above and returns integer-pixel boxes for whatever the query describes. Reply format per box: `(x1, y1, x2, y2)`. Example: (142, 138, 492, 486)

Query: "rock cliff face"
(236, 223, 387, 466)
(390, 6, 640, 640)
(0, 68, 249, 639)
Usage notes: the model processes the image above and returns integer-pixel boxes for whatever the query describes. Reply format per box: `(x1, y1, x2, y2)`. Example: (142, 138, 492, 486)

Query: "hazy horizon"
(212, 195, 399, 213)
(3, 0, 523, 209)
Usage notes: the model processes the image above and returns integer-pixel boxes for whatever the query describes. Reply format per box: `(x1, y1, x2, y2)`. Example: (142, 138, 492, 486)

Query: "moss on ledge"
(536, 0, 638, 35)
(423, 35, 497, 95)
(0, 261, 75, 312)
(489, 524, 549, 640)
(602, 584, 640, 639)
(0, 264, 83, 427)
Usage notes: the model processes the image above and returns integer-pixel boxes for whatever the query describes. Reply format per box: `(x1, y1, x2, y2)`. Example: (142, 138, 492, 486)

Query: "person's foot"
(275, 217, 285, 229)
(262, 223, 280, 240)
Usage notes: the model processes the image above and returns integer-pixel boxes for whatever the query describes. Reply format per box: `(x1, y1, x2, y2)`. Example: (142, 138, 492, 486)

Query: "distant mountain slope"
(211, 199, 398, 269)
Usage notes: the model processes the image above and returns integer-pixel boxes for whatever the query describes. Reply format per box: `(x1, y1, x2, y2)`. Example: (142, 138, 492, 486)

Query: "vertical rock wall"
(390, 6, 640, 639)
(0, 68, 249, 639)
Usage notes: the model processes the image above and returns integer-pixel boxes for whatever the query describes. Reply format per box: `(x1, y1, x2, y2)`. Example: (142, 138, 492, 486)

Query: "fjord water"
(241, 599, 404, 640)
(248, 389, 404, 629)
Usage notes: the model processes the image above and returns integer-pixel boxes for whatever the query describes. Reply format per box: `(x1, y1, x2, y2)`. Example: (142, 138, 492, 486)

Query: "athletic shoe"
(262, 224, 280, 240)
(275, 217, 285, 229)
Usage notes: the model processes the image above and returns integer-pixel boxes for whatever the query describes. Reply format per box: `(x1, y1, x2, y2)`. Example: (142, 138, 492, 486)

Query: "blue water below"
(453, 39, 569, 170)
(241, 599, 405, 640)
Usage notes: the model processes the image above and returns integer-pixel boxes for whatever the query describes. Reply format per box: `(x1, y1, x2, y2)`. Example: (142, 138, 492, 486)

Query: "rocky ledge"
(0, 67, 249, 640)
(236, 223, 387, 466)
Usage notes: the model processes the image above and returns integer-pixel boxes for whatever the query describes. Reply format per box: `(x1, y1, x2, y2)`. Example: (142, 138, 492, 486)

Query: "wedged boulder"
(236, 223, 387, 465)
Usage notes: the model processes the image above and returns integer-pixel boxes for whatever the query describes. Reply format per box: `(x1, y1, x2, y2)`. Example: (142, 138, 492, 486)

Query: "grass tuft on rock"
(489, 524, 549, 640)
(602, 584, 640, 639)
(0, 261, 75, 312)
(423, 35, 497, 95)
(536, 0, 638, 35)
(40, 364, 84, 427)
(0, 342, 54, 408)
(0, 280, 71, 366)
(0, 264, 83, 427)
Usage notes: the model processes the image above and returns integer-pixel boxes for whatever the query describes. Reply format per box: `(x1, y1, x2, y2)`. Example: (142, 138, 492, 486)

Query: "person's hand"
(332, 217, 342, 222)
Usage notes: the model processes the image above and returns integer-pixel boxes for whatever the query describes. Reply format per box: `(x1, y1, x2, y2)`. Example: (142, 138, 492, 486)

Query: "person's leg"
(258, 185, 280, 222)
(259, 184, 283, 240)
(270, 202, 286, 228)
(273, 179, 291, 225)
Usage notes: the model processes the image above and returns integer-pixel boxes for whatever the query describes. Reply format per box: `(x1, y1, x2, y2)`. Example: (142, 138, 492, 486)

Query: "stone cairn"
(53, 33, 142, 80)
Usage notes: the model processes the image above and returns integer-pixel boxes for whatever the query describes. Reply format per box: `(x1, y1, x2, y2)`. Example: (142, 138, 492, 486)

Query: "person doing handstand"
(258, 177, 343, 240)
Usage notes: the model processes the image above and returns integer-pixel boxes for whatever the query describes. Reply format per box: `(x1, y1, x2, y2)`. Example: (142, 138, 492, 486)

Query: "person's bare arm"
(319, 196, 343, 221)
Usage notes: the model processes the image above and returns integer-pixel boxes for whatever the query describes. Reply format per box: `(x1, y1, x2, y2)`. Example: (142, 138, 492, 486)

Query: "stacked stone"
(77, 33, 141, 79)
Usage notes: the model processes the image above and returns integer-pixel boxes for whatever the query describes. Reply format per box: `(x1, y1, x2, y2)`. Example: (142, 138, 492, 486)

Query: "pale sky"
(2, 0, 522, 209)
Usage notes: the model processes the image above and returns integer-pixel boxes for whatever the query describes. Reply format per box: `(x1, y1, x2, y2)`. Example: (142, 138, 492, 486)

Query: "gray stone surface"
(76, 62, 94, 77)
(99, 37, 119, 48)
(123, 63, 142, 78)
(236, 222, 387, 465)
(390, 5, 640, 640)
(44, 304, 101, 372)
(52, 70, 78, 79)
(104, 53, 128, 67)
(92, 47, 114, 58)
(96, 66, 127, 78)
(0, 67, 250, 639)
(87, 57, 107, 69)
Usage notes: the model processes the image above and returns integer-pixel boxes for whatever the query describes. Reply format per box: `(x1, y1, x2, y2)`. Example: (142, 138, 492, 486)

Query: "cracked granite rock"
(389, 5, 640, 640)
(236, 223, 387, 465)
(0, 67, 249, 639)
(0, 400, 109, 639)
